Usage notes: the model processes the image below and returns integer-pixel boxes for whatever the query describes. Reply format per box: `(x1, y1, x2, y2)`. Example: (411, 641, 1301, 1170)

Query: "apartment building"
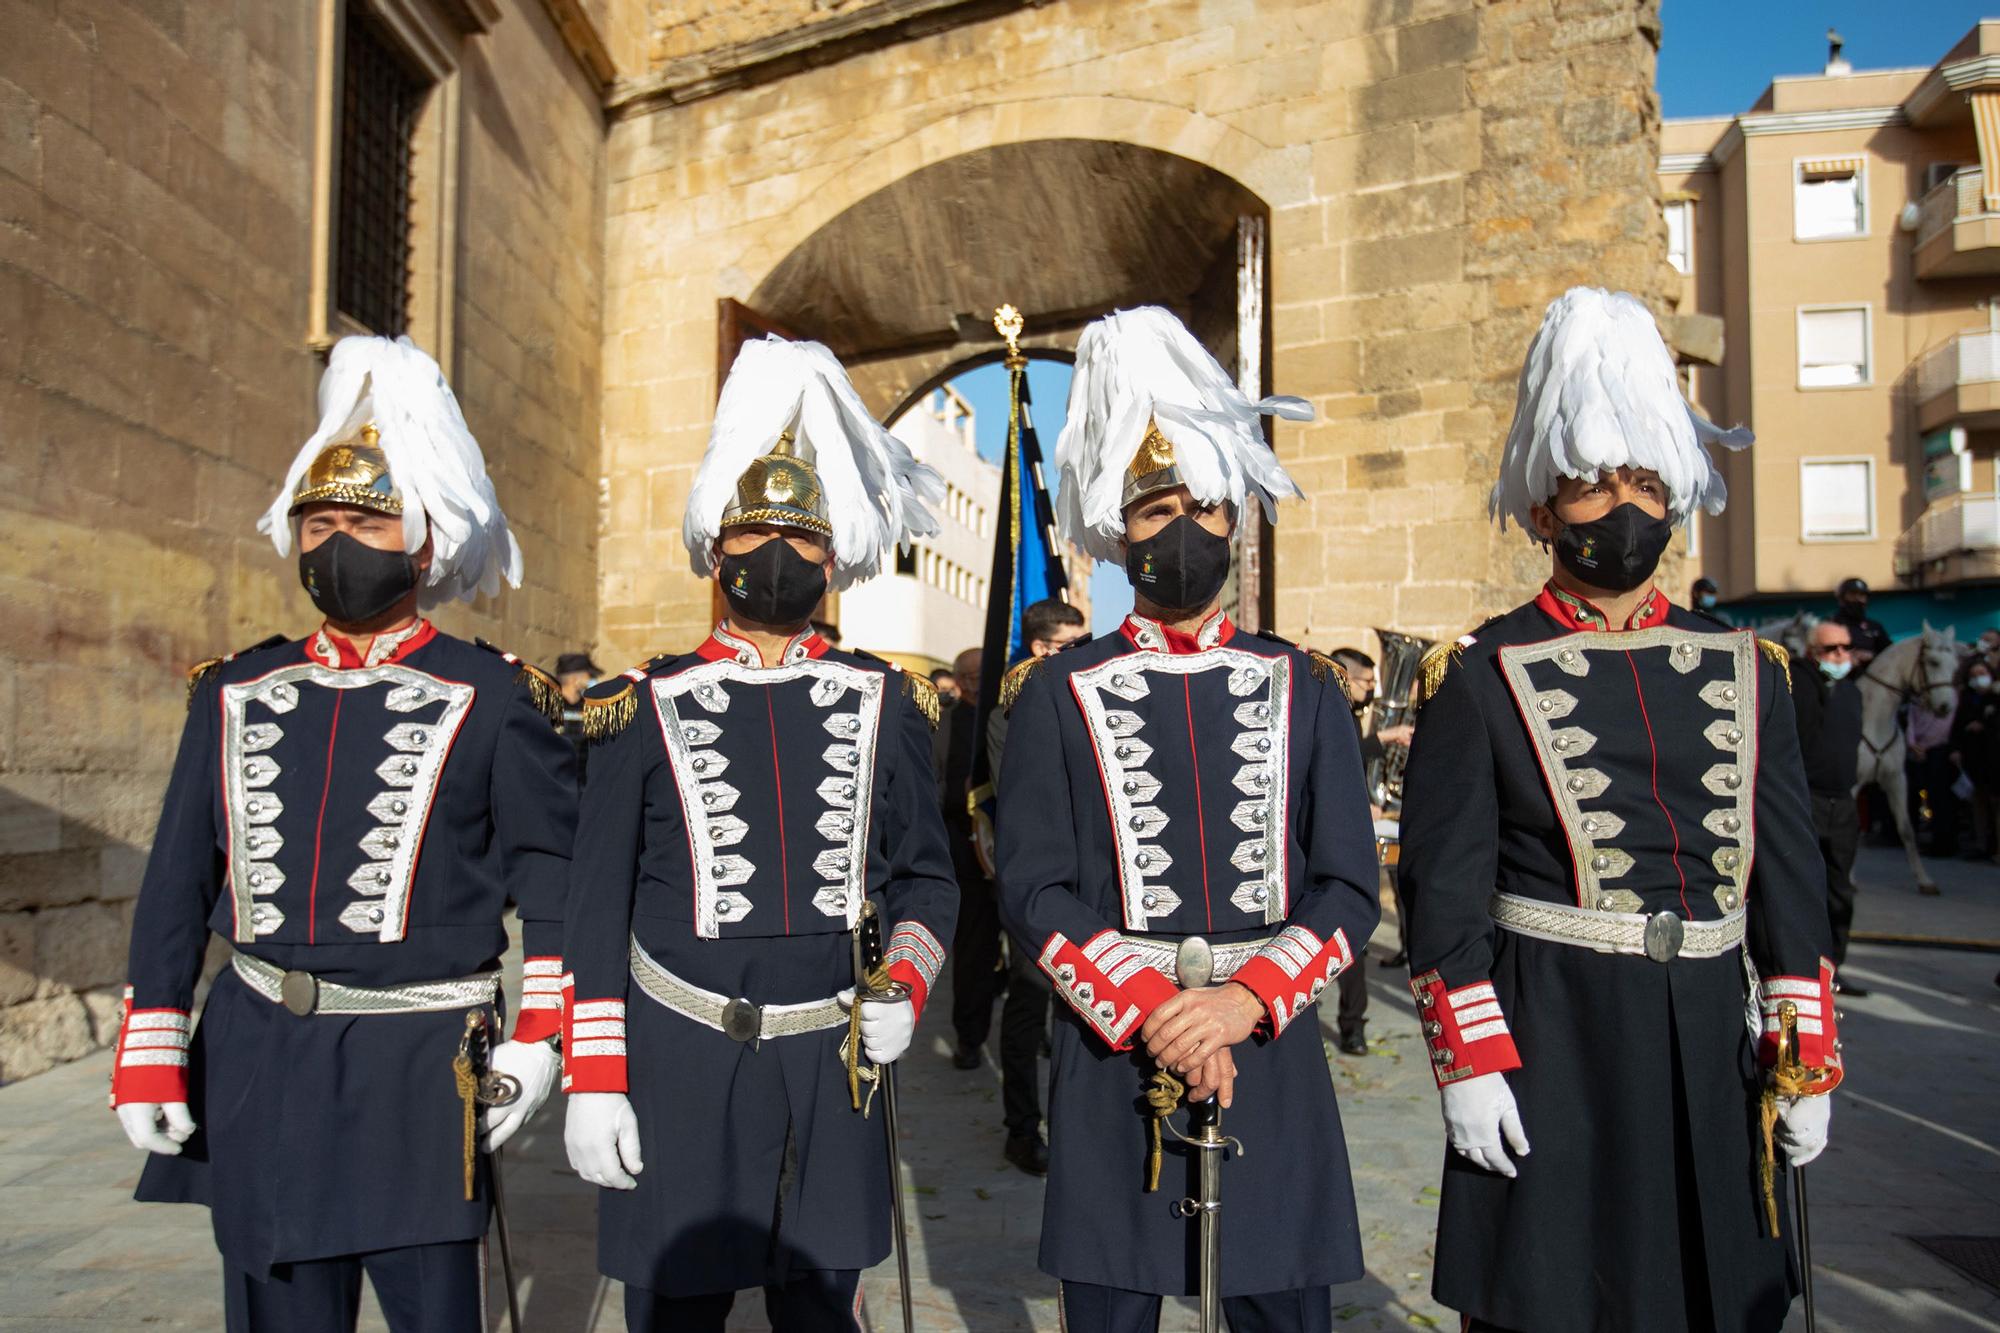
(1660, 22, 2000, 630)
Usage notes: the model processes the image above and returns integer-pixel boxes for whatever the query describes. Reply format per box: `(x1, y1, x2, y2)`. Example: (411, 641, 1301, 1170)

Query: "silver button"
(1597, 895, 1617, 910)
(1425, 1020, 1443, 1039)
(242, 763, 258, 776)
(392, 799, 408, 816)
(1723, 815, 1741, 833)
(1129, 815, 1145, 831)
(376, 870, 391, 885)
(1251, 846, 1266, 861)
(1554, 736, 1571, 752)
(250, 906, 268, 922)
(1591, 853, 1609, 871)
(1251, 886, 1268, 904)
(1723, 687, 1738, 702)
(247, 800, 262, 816)
(839, 817, 853, 832)
(1676, 643, 1693, 656)
(1726, 727, 1743, 743)
(384, 834, 398, 849)
(1135, 853, 1152, 870)
(1432, 1049, 1454, 1067)
(400, 760, 417, 776)
(367, 907, 384, 925)
(1559, 651, 1577, 665)
(1567, 776, 1586, 793)
(1252, 809, 1267, 825)
(1256, 738, 1272, 753)
(1723, 772, 1742, 790)
(1582, 818, 1599, 835)
(1723, 891, 1740, 910)
(1254, 704, 1270, 720)
(1112, 675, 1126, 687)
(703, 792, 717, 806)
(842, 783, 856, 799)
(249, 872, 263, 887)
(1142, 892, 1159, 910)
(1254, 773, 1270, 788)
(1116, 745, 1132, 760)
(693, 758, 707, 772)
(411, 730, 428, 746)
(1538, 698, 1555, 713)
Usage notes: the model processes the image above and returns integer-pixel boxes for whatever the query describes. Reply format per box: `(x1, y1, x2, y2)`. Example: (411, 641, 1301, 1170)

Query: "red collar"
(308, 619, 436, 669)
(1535, 582, 1670, 633)
(697, 622, 829, 668)
(1121, 610, 1234, 655)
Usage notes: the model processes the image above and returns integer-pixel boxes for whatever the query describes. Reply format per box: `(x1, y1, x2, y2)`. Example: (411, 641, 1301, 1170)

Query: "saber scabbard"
(856, 902, 916, 1333)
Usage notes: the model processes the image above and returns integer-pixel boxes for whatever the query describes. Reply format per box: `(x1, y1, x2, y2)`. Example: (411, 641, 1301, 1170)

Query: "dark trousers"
(1335, 956, 1368, 1040)
(222, 1240, 482, 1333)
(951, 873, 1004, 1050)
(1001, 932, 1052, 1138)
(1909, 749, 1962, 854)
(1058, 1280, 1332, 1333)
(1812, 791, 1861, 965)
(625, 1268, 861, 1332)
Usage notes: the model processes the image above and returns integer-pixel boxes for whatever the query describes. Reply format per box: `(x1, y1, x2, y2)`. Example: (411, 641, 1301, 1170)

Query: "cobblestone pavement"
(3, 844, 1996, 1331)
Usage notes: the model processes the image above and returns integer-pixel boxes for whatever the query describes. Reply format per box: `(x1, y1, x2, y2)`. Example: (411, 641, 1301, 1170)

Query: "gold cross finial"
(993, 305, 1025, 370)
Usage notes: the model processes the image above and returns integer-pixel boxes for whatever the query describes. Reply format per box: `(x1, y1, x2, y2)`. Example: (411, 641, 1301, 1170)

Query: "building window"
(1799, 458, 1875, 541)
(1794, 158, 1866, 240)
(895, 546, 916, 576)
(335, 6, 430, 335)
(1664, 198, 1693, 274)
(1797, 306, 1870, 388)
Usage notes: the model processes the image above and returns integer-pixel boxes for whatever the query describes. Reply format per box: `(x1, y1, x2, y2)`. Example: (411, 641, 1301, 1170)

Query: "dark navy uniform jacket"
(996, 610, 1380, 1297)
(110, 621, 576, 1277)
(1400, 585, 1841, 1333)
(561, 624, 957, 1295)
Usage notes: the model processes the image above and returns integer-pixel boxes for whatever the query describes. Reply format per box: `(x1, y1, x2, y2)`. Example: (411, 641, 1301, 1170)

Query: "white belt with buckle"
(628, 938, 848, 1042)
(1488, 893, 1746, 962)
(231, 951, 501, 1016)
(1109, 933, 1271, 983)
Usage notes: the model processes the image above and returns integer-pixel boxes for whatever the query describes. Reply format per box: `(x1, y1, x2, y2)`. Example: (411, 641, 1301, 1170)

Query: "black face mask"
(1836, 601, 1866, 622)
(718, 537, 828, 627)
(1350, 692, 1374, 716)
(1125, 515, 1232, 613)
(299, 531, 419, 624)
(1552, 503, 1674, 594)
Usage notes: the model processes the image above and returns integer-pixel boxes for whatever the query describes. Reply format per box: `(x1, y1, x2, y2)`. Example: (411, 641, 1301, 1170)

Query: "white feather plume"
(1490, 287, 1752, 537)
(684, 336, 942, 590)
(257, 336, 523, 608)
(1054, 306, 1307, 563)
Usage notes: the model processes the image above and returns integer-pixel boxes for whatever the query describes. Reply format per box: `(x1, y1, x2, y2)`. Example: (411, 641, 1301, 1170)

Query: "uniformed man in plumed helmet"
(1399, 288, 1841, 1333)
(110, 335, 576, 1331)
(995, 306, 1380, 1332)
(561, 335, 959, 1332)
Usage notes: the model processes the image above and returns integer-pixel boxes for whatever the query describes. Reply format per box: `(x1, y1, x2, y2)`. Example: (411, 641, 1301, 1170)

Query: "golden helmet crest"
(289, 423, 404, 517)
(719, 430, 832, 537)
(1121, 418, 1182, 508)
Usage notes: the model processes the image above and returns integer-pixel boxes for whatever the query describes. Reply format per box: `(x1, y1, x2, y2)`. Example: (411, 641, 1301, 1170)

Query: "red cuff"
(512, 956, 564, 1044)
(884, 921, 946, 1023)
(562, 975, 628, 1094)
(1036, 930, 1176, 1051)
(1758, 958, 1843, 1092)
(1230, 926, 1353, 1037)
(108, 987, 192, 1108)
(1411, 970, 1522, 1087)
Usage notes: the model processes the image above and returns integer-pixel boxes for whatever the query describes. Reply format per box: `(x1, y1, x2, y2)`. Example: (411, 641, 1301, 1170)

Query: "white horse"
(1854, 624, 1964, 894)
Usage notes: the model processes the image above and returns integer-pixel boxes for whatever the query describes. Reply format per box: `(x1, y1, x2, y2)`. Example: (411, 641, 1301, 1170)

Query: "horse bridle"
(1856, 647, 1956, 756)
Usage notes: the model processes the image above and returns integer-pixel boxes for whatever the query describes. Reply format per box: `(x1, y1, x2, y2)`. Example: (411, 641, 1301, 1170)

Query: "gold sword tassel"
(1758, 1000, 1809, 1238)
(453, 1013, 483, 1201)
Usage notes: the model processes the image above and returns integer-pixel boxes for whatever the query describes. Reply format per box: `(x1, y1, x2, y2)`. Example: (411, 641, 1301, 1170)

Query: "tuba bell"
(1368, 628, 1436, 810)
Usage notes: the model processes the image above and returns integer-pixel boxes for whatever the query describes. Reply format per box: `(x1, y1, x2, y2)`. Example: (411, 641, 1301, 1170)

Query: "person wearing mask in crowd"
(554, 651, 601, 778)
(931, 666, 959, 707)
(1792, 621, 1867, 995)
(1906, 665, 1962, 863)
(1324, 646, 1404, 1051)
(1691, 576, 1727, 623)
(979, 596, 1090, 1176)
(1832, 577, 1891, 666)
(1951, 656, 1999, 863)
(937, 645, 1014, 1080)
(1401, 289, 1837, 1333)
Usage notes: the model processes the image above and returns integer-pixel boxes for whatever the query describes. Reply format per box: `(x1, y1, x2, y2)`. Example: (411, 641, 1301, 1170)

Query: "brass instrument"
(1368, 629, 1436, 810)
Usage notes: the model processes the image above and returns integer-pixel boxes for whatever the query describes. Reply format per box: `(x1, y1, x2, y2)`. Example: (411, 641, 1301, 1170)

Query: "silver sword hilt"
(1163, 935, 1246, 1157)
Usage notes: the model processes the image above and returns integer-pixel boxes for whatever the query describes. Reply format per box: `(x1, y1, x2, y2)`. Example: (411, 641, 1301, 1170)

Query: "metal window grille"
(335, 7, 428, 336)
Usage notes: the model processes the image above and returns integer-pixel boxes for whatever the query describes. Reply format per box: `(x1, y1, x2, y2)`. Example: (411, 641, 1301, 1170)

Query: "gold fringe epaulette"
(185, 634, 287, 707)
(999, 656, 1044, 715)
(1757, 638, 1792, 692)
(1306, 650, 1349, 697)
(1417, 641, 1464, 710)
(580, 683, 639, 742)
(515, 663, 564, 724)
(902, 670, 940, 730)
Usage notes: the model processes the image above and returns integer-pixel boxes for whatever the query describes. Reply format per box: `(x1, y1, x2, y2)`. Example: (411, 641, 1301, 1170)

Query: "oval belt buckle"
(280, 969, 318, 1017)
(1643, 912, 1685, 964)
(720, 997, 762, 1043)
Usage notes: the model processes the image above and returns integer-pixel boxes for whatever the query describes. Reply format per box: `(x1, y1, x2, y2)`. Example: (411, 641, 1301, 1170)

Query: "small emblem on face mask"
(1575, 540, 1596, 564)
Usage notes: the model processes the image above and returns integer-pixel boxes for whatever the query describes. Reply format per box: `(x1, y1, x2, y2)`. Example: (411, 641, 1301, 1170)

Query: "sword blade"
(487, 1146, 523, 1333)
(1198, 1123, 1222, 1333)
(880, 1064, 915, 1333)
(1794, 1166, 1816, 1333)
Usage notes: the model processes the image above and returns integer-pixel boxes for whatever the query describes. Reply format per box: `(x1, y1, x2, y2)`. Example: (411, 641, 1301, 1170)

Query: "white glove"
(565, 1091, 643, 1189)
(839, 988, 916, 1064)
(1776, 1094, 1830, 1167)
(1439, 1071, 1531, 1178)
(116, 1101, 196, 1155)
(481, 1039, 560, 1152)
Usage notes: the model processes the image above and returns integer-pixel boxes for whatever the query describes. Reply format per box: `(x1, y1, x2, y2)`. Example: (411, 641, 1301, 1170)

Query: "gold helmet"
(1121, 419, 1182, 509)
(717, 429, 832, 538)
(287, 423, 404, 517)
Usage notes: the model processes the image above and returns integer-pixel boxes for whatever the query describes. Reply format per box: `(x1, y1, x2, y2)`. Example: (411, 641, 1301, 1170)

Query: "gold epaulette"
(1306, 650, 1349, 697)
(999, 656, 1044, 714)
(1757, 638, 1792, 692)
(1416, 640, 1465, 710)
(581, 683, 639, 742)
(185, 657, 224, 707)
(902, 670, 940, 730)
(515, 663, 564, 723)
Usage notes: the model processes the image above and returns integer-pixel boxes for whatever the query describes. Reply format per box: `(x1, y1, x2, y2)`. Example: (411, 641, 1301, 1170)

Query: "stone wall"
(596, 0, 1674, 671)
(0, 0, 604, 1081)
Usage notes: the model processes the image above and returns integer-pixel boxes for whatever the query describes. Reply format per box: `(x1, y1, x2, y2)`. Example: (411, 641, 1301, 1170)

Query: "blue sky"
(1657, 1, 1985, 118)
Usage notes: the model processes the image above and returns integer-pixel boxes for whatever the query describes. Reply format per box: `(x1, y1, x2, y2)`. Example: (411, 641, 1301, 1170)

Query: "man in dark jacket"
(1832, 577, 1891, 665)
(1792, 620, 1866, 992)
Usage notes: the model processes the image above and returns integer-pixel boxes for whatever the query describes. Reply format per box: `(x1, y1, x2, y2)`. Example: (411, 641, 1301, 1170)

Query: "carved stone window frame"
(308, 0, 501, 363)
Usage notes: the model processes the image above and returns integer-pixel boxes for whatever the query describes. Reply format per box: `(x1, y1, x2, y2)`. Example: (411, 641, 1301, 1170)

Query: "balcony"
(1895, 492, 2000, 586)
(1914, 168, 2000, 278)
(1914, 330, 2000, 433)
